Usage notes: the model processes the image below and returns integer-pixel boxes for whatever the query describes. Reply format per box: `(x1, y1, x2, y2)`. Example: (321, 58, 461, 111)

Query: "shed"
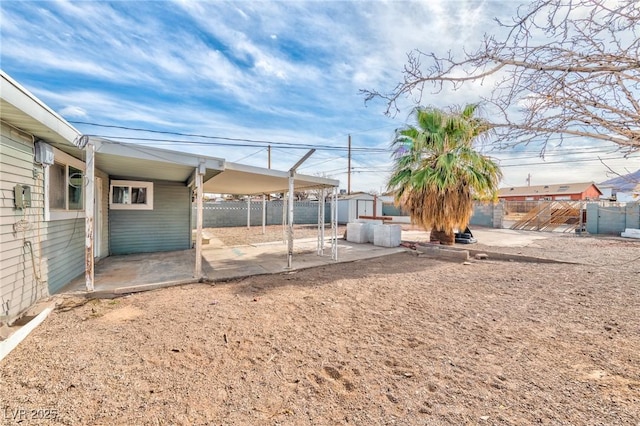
(337, 192, 383, 224)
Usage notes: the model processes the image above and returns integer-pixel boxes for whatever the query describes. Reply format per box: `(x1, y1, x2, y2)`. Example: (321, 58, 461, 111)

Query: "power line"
(76, 122, 638, 169)
(232, 148, 266, 163)
(90, 134, 391, 153)
(73, 121, 390, 153)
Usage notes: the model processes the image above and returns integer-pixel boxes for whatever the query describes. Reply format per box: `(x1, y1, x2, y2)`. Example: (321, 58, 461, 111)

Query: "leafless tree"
(362, 0, 640, 154)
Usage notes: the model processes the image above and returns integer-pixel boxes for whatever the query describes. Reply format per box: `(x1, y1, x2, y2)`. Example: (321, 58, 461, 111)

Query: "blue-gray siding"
(42, 218, 85, 294)
(110, 180, 191, 255)
(1, 124, 47, 323)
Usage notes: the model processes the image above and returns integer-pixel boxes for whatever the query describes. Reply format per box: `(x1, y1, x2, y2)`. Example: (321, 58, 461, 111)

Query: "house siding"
(42, 218, 85, 294)
(0, 123, 47, 324)
(109, 180, 191, 255)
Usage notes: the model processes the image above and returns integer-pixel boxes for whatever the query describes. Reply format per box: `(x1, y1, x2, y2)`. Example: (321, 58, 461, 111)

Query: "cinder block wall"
(193, 201, 332, 228)
(469, 201, 504, 228)
(586, 202, 640, 234)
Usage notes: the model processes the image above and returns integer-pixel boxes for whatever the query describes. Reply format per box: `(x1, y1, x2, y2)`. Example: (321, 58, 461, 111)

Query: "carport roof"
(89, 138, 339, 194)
(204, 161, 339, 195)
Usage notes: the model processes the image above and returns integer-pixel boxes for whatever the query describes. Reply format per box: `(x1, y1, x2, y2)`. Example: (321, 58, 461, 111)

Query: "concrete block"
(621, 228, 640, 239)
(416, 244, 470, 261)
(356, 219, 383, 243)
(346, 222, 368, 244)
(373, 224, 402, 247)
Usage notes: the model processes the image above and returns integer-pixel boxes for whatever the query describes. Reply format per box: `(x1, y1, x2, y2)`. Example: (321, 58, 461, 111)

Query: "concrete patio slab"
(63, 237, 406, 296)
(62, 226, 556, 297)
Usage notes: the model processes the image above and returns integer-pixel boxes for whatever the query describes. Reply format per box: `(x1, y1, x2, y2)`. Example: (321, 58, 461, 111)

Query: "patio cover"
(2, 70, 339, 293)
(64, 137, 339, 195)
(204, 161, 339, 195)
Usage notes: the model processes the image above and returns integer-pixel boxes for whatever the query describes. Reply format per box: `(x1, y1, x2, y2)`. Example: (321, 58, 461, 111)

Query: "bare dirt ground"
(1, 229, 639, 425)
(207, 224, 349, 246)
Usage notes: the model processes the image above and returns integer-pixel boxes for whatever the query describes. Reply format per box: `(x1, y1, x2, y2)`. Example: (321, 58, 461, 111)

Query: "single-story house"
(614, 185, 640, 203)
(498, 182, 602, 201)
(599, 169, 640, 202)
(1, 71, 338, 326)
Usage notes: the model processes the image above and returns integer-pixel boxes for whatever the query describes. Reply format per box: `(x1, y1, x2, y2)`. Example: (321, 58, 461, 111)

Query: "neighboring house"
(1, 71, 338, 327)
(614, 184, 640, 203)
(498, 182, 602, 201)
(337, 192, 383, 224)
(599, 169, 640, 202)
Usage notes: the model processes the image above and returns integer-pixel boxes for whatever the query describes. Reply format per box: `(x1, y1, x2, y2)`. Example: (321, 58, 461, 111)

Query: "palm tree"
(388, 104, 502, 245)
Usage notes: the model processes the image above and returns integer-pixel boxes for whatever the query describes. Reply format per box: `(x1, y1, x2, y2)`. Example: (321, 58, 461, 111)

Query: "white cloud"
(59, 106, 88, 118)
(2, 0, 632, 193)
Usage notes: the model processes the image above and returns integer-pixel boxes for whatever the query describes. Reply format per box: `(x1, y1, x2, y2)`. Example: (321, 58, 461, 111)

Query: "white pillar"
(286, 172, 295, 269)
(262, 195, 266, 235)
(317, 188, 326, 256)
(331, 187, 338, 261)
(84, 142, 95, 292)
(194, 168, 204, 279)
(282, 196, 287, 244)
(321, 188, 326, 254)
(247, 196, 251, 229)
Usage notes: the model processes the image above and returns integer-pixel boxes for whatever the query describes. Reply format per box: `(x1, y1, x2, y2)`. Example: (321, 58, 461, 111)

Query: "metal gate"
(507, 201, 585, 232)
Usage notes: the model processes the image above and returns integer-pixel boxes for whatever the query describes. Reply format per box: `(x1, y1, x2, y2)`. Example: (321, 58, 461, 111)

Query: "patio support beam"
(321, 188, 326, 253)
(84, 141, 95, 292)
(247, 196, 250, 229)
(286, 172, 294, 269)
(331, 187, 338, 261)
(262, 195, 266, 235)
(286, 149, 316, 269)
(317, 188, 325, 255)
(194, 163, 205, 280)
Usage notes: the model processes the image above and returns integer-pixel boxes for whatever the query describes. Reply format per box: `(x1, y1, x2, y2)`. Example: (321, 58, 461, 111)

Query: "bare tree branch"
(361, 0, 640, 154)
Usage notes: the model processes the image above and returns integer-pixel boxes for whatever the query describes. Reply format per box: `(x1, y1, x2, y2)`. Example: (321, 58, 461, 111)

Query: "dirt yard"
(1, 230, 639, 425)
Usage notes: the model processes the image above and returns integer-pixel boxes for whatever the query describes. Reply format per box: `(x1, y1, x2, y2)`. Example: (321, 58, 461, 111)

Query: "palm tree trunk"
(440, 229, 455, 245)
(429, 229, 455, 245)
(430, 229, 443, 243)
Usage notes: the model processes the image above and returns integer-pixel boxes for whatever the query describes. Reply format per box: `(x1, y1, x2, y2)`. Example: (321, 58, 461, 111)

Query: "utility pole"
(347, 134, 351, 195)
(526, 173, 531, 186)
(267, 145, 271, 201)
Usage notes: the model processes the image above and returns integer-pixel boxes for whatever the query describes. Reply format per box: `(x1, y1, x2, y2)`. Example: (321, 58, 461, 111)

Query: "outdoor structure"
(599, 169, 640, 202)
(498, 182, 602, 201)
(337, 192, 383, 224)
(0, 71, 339, 326)
(615, 187, 640, 203)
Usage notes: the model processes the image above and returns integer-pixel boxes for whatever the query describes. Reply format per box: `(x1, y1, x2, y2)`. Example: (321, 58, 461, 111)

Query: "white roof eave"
(1, 70, 81, 146)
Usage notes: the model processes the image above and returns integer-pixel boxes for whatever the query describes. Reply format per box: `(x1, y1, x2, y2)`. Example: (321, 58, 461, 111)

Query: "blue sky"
(1, 0, 637, 193)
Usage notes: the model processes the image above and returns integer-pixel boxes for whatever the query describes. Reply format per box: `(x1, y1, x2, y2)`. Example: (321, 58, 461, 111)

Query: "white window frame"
(109, 180, 154, 210)
(45, 148, 86, 221)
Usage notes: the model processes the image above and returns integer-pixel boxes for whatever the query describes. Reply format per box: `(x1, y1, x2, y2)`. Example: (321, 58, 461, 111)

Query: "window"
(110, 180, 153, 210)
(46, 148, 85, 221)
